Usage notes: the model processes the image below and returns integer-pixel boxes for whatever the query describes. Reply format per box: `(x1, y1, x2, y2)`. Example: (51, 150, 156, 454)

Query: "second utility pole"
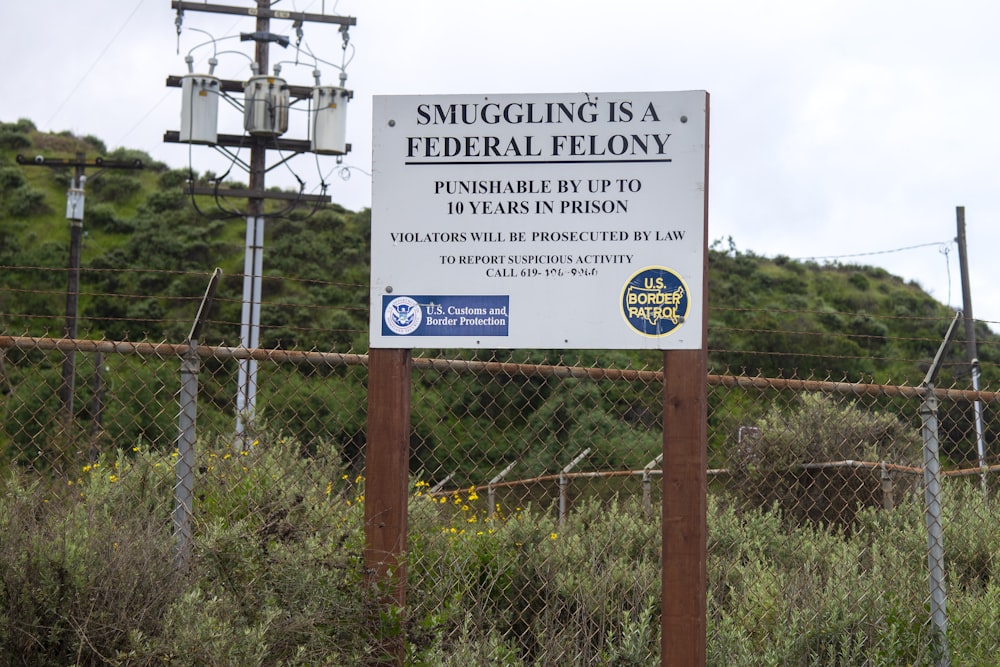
(955, 205, 987, 491)
(16, 152, 143, 440)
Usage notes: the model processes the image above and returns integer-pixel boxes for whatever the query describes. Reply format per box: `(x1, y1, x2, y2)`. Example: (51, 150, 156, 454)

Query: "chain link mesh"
(2, 264, 999, 664)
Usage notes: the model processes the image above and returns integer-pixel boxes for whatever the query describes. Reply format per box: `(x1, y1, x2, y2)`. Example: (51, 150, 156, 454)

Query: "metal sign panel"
(370, 90, 708, 349)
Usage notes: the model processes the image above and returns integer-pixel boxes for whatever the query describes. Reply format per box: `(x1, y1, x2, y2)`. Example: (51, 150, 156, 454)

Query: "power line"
(793, 240, 952, 262)
(793, 239, 957, 310)
(45, 0, 147, 130)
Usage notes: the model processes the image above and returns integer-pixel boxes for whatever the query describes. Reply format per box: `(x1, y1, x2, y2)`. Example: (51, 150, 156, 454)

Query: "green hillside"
(706, 238, 1000, 384)
(0, 118, 371, 349)
(2, 119, 997, 479)
(3, 119, 993, 377)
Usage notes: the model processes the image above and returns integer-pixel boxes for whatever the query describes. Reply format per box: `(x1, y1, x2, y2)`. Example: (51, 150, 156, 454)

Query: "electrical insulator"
(311, 86, 351, 155)
(244, 76, 290, 136)
(179, 74, 221, 144)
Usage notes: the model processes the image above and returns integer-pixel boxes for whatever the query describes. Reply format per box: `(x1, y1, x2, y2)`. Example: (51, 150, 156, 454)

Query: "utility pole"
(16, 152, 143, 434)
(166, 1, 355, 446)
(955, 206, 987, 492)
(238, 1, 271, 447)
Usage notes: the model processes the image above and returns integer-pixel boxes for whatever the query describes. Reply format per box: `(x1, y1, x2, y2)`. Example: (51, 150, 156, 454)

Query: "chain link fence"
(2, 265, 999, 665)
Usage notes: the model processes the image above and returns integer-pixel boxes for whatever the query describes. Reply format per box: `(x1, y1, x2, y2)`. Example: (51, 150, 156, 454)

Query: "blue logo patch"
(621, 267, 689, 337)
(381, 295, 509, 337)
(384, 296, 422, 335)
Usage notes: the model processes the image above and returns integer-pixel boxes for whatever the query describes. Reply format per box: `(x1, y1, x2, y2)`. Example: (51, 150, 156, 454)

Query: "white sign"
(370, 90, 708, 350)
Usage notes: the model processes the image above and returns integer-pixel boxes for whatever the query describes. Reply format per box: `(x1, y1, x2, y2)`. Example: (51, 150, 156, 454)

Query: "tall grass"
(0, 436, 997, 665)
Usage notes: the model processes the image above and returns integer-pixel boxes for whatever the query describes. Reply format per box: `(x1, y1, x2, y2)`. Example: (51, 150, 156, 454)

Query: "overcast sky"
(4, 0, 999, 331)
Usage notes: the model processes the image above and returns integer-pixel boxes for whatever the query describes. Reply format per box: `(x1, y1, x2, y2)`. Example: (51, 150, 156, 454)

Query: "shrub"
(0, 469, 182, 664)
(0, 166, 26, 192)
(89, 172, 142, 204)
(81, 134, 107, 154)
(85, 202, 134, 233)
(405, 492, 661, 665)
(726, 393, 920, 526)
(4, 185, 48, 217)
(143, 189, 185, 213)
(2, 420, 997, 665)
(158, 169, 190, 189)
(0, 128, 31, 149)
(8, 118, 36, 133)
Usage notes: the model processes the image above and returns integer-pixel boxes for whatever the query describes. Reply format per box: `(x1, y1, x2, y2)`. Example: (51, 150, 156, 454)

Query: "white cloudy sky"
(4, 0, 1000, 329)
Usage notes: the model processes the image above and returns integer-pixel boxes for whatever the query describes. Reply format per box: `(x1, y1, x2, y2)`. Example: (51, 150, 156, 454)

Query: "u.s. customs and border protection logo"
(384, 296, 422, 335)
(621, 266, 689, 337)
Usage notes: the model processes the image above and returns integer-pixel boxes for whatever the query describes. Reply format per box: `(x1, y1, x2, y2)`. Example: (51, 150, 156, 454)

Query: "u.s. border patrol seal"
(384, 296, 422, 335)
(621, 266, 689, 337)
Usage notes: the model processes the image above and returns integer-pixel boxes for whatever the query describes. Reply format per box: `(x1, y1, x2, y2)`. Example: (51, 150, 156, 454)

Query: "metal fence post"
(880, 461, 895, 511)
(643, 452, 663, 519)
(487, 460, 517, 519)
(559, 448, 590, 531)
(918, 311, 960, 666)
(173, 269, 221, 572)
(173, 346, 198, 571)
(429, 472, 454, 494)
(921, 386, 950, 666)
(88, 351, 105, 462)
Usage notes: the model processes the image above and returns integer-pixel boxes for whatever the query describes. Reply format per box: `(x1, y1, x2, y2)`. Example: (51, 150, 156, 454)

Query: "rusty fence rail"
(2, 332, 999, 665)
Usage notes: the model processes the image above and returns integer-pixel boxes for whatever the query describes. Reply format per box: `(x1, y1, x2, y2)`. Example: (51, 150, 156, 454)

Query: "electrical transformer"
(66, 187, 85, 221)
(244, 75, 289, 136)
(310, 86, 350, 154)
(179, 74, 220, 144)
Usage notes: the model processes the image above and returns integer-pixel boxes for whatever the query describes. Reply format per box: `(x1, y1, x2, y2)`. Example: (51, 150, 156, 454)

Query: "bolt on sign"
(370, 90, 708, 350)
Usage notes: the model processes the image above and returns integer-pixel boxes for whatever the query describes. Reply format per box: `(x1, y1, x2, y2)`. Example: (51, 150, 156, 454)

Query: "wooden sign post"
(367, 90, 709, 665)
(363, 348, 411, 666)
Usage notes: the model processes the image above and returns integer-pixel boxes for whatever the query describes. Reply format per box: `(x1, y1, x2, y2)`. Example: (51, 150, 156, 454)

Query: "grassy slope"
(3, 120, 997, 477)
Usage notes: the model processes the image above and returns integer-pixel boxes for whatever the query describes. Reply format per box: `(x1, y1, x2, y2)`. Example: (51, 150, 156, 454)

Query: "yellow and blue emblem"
(621, 266, 689, 337)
